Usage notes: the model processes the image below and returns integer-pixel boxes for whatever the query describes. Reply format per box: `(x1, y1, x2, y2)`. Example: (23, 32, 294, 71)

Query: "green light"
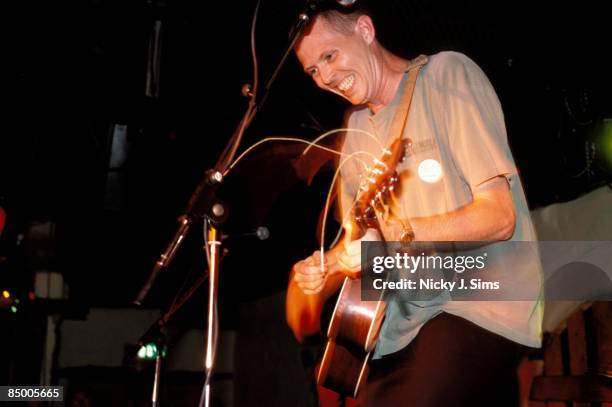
(136, 343, 164, 360)
(147, 344, 155, 358)
(585, 118, 612, 176)
(137, 343, 158, 359)
(14, 299, 20, 304)
(604, 119, 612, 155)
(10, 305, 17, 313)
(597, 118, 612, 171)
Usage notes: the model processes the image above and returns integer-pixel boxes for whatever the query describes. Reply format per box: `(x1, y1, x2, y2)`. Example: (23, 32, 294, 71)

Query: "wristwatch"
(399, 221, 415, 244)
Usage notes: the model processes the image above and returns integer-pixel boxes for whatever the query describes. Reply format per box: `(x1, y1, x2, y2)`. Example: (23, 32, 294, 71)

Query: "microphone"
(222, 226, 270, 241)
(255, 226, 270, 240)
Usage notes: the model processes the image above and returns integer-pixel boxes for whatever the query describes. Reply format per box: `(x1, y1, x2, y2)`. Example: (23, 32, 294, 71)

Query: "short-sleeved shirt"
(339, 51, 543, 358)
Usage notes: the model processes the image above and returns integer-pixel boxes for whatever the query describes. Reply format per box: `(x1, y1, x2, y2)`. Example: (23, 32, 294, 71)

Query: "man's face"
(295, 16, 374, 106)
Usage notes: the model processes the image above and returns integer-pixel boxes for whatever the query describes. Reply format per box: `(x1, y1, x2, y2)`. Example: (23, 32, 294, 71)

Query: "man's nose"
(319, 65, 335, 86)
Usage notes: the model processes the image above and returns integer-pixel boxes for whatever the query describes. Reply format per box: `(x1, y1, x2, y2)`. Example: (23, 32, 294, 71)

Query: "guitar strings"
(224, 136, 340, 176)
(319, 150, 378, 272)
(225, 127, 383, 175)
(301, 127, 384, 156)
(305, 127, 386, 272)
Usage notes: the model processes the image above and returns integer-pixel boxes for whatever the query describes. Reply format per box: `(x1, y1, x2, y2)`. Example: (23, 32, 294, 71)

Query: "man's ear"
(354, 15, 375, 44)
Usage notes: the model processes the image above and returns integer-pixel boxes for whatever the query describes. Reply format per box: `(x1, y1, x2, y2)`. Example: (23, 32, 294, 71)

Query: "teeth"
(338, 75, 354, 92)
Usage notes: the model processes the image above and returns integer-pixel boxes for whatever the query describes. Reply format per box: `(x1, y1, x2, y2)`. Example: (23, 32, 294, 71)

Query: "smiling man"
(286, 7, 542, 407)
(296, 12, 408, 112)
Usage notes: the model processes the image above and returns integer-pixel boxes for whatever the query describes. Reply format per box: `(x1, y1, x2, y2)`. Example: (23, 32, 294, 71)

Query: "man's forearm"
(411, 193, 515, 241)
(388, 177, 516, 242)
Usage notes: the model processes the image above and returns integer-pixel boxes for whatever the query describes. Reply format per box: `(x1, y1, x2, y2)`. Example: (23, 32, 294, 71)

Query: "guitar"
(317, 137, 409, 398)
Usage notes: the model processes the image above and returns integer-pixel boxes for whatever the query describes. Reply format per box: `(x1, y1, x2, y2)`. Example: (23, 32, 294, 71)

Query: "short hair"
(317, 9, 365, 36)
(292, 8, 368, 47)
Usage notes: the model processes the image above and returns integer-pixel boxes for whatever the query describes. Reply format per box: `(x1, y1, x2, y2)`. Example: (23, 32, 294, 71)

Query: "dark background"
(2, 0, 611, 322)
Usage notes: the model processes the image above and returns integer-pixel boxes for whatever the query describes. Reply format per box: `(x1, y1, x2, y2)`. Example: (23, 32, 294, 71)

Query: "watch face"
(400, 229, 415, 243)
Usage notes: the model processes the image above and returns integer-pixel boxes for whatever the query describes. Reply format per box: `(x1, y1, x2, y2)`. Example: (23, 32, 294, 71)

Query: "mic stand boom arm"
(132, 3, 316, 306)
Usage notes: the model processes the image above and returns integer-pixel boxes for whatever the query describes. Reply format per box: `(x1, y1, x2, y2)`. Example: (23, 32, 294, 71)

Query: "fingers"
(337, 249, 359, 270)
(294, 266, 325, 282)
(293, 255, 327, 295)
(301, 280, 326, 296)
(337, 254, 362, 279)
(296, 275, 325, 295)
(309, 250, 328, 268)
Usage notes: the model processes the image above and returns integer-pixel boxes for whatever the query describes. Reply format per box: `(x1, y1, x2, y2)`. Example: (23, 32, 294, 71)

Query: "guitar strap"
(387, 54, 429, 145)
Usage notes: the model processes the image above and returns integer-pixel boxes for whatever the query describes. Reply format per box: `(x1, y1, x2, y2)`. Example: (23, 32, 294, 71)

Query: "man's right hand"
(293, 228, 383, 295)
(287, 249, 345, 340)
(293, 250, 337, 295)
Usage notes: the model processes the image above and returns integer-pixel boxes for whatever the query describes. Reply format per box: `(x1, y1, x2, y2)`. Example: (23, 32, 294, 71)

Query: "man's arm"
(383, 175, 516, 242)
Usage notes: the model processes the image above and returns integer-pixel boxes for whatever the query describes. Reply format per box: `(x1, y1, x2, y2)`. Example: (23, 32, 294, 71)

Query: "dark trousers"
(356, 312, 529, 407)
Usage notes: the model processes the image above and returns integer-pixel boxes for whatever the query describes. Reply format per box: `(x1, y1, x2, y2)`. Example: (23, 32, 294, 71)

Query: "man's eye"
(324, 51, 336, 61)
(309, 68, 318, 77)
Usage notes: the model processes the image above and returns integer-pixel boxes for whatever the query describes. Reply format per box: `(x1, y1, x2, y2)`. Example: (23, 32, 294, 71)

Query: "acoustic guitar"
(317, 137, 409, 398)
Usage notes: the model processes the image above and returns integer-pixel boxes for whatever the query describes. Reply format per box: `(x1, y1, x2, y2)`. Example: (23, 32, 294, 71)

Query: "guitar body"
(317, 277, 386, 398)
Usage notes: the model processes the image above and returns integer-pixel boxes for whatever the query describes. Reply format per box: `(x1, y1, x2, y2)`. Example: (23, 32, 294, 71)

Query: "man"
(286, 8, 542, 406)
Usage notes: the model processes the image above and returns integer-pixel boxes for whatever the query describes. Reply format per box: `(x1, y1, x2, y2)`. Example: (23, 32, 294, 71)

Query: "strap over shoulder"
(405, 54, 429, 71)
(389, 55, 428, 144)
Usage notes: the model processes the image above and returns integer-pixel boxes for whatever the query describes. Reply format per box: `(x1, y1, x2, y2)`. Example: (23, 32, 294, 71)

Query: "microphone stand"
(201, 223, 221, 407)
(133, 2, 320, 406)
(136, 260, 211, 407)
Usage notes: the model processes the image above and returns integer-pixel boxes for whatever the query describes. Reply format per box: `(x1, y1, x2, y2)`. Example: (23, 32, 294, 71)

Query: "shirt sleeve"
(437, 52, 517, 190)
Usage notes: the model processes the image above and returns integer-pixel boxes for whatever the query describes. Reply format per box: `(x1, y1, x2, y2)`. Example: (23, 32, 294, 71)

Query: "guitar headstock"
(351, 138, 409, 236)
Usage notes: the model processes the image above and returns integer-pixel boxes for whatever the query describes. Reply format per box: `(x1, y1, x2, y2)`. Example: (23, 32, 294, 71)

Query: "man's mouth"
(338, 74, 355, 92)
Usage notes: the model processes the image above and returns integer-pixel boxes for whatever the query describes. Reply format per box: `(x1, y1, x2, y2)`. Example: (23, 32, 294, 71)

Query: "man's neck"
(367, 49, 410, 114)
